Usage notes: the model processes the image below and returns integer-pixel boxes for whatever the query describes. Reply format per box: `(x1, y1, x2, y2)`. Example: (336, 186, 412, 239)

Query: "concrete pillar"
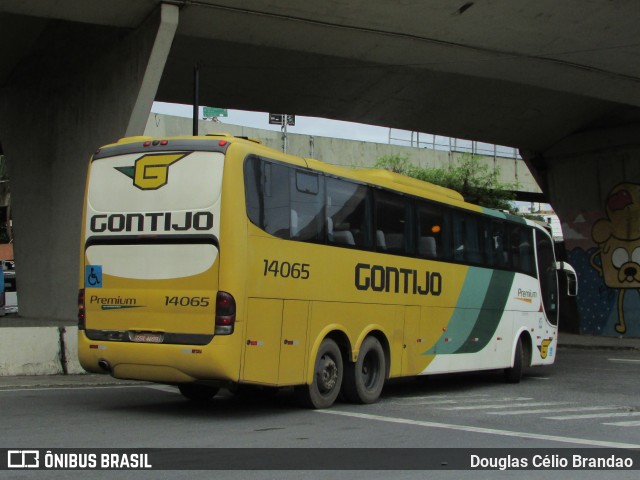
(537, 124, 640, 337)
(0, 4, 178, 324)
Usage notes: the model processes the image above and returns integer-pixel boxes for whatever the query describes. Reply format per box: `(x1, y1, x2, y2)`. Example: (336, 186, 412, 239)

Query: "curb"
(0, 373, 146, 389)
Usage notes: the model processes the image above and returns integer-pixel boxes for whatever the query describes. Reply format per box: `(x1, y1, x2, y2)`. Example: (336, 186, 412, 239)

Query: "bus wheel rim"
(317, 355, 338, 393)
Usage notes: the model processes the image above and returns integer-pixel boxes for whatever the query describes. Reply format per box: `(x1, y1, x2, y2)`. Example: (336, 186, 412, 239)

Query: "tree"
(374, 153, 518, 213)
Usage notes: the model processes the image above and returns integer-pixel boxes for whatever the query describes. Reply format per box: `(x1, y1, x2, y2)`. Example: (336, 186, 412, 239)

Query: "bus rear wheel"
(343, 336, 385, 404)
(295, 338, 343, 409)
(178, 384, 219, 402)
(504, 337, 525, 383)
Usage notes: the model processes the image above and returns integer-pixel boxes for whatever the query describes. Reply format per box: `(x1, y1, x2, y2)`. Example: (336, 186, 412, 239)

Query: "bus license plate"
(132, 332, 163, 343)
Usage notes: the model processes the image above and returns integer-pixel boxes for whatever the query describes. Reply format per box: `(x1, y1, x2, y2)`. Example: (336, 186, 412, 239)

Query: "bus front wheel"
(295, 338, 343, 409)
(343, 336, 385, 404)
(178, 384, 219, 402)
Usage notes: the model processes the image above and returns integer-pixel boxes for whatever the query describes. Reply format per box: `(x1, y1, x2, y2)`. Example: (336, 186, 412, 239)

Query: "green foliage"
(374, 153, 412, 174)
(374, 153, 518, 213)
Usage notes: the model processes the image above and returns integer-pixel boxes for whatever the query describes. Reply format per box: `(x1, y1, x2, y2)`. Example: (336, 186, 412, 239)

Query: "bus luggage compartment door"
(241, 298, 309, 386)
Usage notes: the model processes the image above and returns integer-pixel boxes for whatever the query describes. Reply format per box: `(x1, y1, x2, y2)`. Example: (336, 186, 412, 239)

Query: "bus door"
(535, 230, 559, 327)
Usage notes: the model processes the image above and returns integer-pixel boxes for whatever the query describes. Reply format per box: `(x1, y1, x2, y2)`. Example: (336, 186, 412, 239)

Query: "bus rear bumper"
(77, 332, 240, 384)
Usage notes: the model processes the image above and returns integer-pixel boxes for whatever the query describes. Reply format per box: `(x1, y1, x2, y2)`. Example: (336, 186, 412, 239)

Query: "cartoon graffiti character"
(590, 183, 640, 334)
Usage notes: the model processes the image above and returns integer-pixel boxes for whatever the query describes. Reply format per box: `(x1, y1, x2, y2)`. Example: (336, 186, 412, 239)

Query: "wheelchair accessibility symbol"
(85, 265, 103, 288)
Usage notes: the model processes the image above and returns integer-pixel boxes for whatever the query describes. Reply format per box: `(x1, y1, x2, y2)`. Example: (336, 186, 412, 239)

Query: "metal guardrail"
(388, 129, 521, 160)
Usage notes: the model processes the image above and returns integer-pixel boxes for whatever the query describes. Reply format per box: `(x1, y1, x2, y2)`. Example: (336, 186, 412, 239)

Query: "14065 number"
(263, 260, 310, 279)
(165, 296, 210, 307)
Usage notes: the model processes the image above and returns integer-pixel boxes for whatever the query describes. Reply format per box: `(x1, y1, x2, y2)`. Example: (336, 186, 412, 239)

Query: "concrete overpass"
(1, 1, 639, 337)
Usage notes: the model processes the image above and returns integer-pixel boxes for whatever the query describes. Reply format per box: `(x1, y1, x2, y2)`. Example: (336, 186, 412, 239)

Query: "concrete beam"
(126, 4, 179, 136)
(0, 3, 178, 323)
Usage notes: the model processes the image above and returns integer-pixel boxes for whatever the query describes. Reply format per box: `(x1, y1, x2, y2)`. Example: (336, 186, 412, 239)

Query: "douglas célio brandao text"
(470, 453, 634, 470)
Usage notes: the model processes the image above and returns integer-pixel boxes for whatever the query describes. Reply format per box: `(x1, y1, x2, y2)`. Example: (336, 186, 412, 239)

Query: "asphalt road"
(1, 348, 639, 479)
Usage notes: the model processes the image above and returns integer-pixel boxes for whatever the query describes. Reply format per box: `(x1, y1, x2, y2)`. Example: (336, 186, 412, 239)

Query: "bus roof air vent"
(204, 133, 261, 144)
(205, 133, 234, 138)
(235, 136, 262, 144)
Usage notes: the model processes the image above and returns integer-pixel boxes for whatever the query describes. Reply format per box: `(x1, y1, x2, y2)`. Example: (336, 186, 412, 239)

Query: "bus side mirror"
(555, 261, 578, 297)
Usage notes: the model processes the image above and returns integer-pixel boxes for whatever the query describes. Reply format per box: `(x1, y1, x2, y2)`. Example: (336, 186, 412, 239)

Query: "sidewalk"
(557, 332, 640, 351)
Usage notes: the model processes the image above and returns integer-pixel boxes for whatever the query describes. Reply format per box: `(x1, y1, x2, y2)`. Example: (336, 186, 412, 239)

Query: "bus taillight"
(215, 291, 236, 335)
(78, 288, 86, 329)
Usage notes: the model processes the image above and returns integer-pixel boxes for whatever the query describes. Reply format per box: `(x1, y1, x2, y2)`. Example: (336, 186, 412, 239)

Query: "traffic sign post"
(269, 113, 295, 152)
(269, 113, 295, 126)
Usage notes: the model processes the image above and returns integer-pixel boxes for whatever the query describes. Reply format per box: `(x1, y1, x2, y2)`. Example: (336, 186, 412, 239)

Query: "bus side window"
(416, 201, 446, 260)
(244, 156, 263, 228)
(464, 214, 484, 264)
(243, 157, 290, 239)
(291, 170, 325, 242)
(508, 225, 535, 275)
(450, 211, 486, 265)
(374, 190, 409, 255)
(326, 178, 371, 248)
(452, 213, 465, 261)
(488, 220, 507, 267)
(262, 162, 290, 238)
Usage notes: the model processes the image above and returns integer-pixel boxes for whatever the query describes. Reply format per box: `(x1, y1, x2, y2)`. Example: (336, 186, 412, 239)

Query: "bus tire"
(342, 336, 385, 404)
(295, 338, 343, 409)
(178, 384, 219, 402)
(504, 337, 524, 384)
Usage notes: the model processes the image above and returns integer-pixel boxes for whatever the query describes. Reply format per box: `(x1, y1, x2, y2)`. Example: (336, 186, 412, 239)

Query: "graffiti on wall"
(566, 183, 640, 337)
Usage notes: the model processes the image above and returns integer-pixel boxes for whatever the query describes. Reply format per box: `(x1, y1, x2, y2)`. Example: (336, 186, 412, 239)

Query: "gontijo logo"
(115, 153, 188, 190)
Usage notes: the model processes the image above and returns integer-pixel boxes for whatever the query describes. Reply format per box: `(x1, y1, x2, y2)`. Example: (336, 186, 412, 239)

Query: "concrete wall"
(0, 326, 82, 375)
(545, 124, 640, 337)
(145, 113, 541, 194)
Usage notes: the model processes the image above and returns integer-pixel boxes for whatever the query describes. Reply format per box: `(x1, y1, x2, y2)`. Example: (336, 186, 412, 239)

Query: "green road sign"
(203, 107, 228, 118)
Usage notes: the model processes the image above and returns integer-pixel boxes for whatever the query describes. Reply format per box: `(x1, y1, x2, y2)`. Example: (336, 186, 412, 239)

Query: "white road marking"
(442, 401, 566, 411)
(392, 393, 490, 402)
(608, 358, 640, 364)
(602, 420, 640, 427)
(316, 410, 640, 449)
(393, 396, 531, 406)
(488, 406, 623, 416)
(545, 412, 640, 420)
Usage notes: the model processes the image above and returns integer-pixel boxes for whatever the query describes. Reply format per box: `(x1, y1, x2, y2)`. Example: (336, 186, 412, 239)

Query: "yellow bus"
(78, 134, 577, 408)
